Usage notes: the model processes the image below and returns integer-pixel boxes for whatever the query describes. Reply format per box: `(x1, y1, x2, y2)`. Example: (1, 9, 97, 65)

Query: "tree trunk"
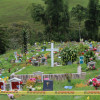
(79, 22, 81, 40)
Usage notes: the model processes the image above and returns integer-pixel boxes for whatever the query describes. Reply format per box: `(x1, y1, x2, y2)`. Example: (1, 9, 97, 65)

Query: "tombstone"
(0, 78, 6, 91)
(46, 43, 59, 67)
(77, 65, 82, 74)
(88, 61, 96, 69)
(8, 77, 22, 91)
(33, 61, 39, 66)
(18, 58, 22, 63)
(97, 46, 100, 52)
(43, 80, 53, 91)
(33, 71, 44, 82)
(41, 57, 46, 65)
(10, 59, 15, 63)
(79, 56, 84, 64)
(5, 57, 8, 61)
(67, 61, 72, 65)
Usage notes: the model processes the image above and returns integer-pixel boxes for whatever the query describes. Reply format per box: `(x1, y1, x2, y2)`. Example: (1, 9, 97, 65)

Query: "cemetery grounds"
(0, 41, 100, 100)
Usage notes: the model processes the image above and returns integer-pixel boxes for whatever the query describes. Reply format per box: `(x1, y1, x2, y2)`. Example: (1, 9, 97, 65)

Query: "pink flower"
(92, 78, 97, 82)
(90, 58, 93, 60)
(93, 82, 96, 86)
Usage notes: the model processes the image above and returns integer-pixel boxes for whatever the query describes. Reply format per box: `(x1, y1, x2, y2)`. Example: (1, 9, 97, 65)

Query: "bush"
(60, 47, 77, 65)
(41, 46, 47, 50)
(84, 50, 96, 64)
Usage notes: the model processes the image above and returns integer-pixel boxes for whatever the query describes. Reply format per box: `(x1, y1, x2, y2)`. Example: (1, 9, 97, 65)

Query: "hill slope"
(0, 0, 89, 24)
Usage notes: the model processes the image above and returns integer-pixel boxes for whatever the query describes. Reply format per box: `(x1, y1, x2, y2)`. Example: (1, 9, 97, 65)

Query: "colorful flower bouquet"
(88, 78, 100, 90)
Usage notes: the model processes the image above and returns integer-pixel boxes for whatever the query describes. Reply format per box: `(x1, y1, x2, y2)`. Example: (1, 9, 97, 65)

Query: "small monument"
(9, 77, 22, 91)
(43, 80, 53, 91)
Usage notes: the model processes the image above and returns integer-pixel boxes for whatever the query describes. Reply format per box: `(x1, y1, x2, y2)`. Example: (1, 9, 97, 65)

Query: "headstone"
(89, 43, 93, 48)
(8, 77, 22, 91)
(77, 65, 81, 74)
(79, 56, 84, 64)
(88, 61, 96, 69)
(43, 80, 53, 91)
(41, 57, 46, 65)
(46, 43, 59, 67)
(34, 61, 39, 66)
(33, 71, 44, 82)
(97, 46, 100, 52)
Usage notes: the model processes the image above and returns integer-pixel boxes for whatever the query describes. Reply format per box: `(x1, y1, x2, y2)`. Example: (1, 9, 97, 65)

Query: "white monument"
(9, 77, 22, 91)
(46, 43, 59, 67)
(77, 64, 82, 74)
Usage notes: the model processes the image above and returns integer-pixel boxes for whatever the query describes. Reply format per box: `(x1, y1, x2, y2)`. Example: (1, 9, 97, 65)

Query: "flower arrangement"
(26, 78, 36, 87)
(87, 78, 100, 90)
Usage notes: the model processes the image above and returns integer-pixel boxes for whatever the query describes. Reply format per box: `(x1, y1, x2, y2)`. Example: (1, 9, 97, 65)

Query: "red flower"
(82, 52, 84, 55)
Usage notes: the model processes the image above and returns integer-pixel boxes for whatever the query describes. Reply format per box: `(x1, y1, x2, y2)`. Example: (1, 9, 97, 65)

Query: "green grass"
(0, 0, 89, 25)
(17, 64, 78, 74)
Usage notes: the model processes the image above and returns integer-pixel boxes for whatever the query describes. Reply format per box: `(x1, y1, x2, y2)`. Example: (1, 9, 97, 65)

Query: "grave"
(0, 78, 6, 91)
(43, 80, 53, 91)
(33, 71, 44, 82)
(41, 57, 47, 65)
(14, 52, 18, 63)
(88, 61, 96, 69)
(97, 46, 100, 52)
(9, 77, 22, 91)
(46, 43, 59, 67)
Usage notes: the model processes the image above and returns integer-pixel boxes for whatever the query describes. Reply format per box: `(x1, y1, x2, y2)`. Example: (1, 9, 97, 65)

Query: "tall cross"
(46, 43, 59, 67)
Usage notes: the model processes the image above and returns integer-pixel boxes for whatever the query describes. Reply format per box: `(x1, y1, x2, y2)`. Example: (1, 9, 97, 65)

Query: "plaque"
(43, 80, 53, 91)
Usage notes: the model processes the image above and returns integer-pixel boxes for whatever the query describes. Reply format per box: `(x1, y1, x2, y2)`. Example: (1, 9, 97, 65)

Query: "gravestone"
(79, 56, 84, 64)
(34, 61, 39, 66)
(43, 80, 53, 91)
(41, 57, 46, 65)
(14, 52, 18, 63)
(46, 43, 59, 67)
(88, 61, 96, 69)
(77, 65, 81, 74)
(33, 71, 44, 82)
(97, 46, 100, 52)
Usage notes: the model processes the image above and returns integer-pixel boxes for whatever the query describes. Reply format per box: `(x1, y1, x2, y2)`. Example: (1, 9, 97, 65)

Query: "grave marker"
(79, 56, 84, 64)
(43, 80, 53, 91)
(46, 43, 59, 67)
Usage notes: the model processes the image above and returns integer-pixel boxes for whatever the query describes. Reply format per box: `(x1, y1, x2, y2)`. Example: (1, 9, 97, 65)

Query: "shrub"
(60, 47, 77, 65)
(84, 50, 96, 64)
(41, 46, 47, 50)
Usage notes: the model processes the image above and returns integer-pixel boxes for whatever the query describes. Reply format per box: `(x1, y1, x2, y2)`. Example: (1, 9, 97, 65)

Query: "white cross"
(46, 43, 59, 67)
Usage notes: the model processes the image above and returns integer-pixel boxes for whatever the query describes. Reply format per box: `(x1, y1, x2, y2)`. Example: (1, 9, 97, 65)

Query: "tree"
(71, 4, 87, 40)
(22, 28, 28, 65)
(29, 0, 69, 41)
(0, 25, 8, 54)
(85, 0, 100, 40)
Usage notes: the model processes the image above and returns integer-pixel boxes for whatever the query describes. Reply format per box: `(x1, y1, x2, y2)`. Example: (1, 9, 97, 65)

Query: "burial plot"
(0, 78, 6, 91)
(43, 80, 53, 91)
(33, 71, 44, 82)
(9, 77, 22, 91)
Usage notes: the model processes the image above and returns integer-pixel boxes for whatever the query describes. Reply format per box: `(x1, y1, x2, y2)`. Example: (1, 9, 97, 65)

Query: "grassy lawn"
(0, 0, 89, 25)
(16, 64, 79, 74)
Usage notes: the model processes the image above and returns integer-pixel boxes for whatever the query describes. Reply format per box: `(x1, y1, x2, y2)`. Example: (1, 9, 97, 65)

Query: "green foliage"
(84, 50, 96, 64)
(0, 25, 8, 54)
(85, 0, 100, 41)
(77, 43, 89, 55)
(71, 4, 87, 39)
(41, 46, 47, 50)
(60, 47, 77, 65)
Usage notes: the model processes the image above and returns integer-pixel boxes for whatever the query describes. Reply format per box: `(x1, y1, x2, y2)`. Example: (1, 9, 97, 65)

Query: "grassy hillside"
(0, 0, 89, 24)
